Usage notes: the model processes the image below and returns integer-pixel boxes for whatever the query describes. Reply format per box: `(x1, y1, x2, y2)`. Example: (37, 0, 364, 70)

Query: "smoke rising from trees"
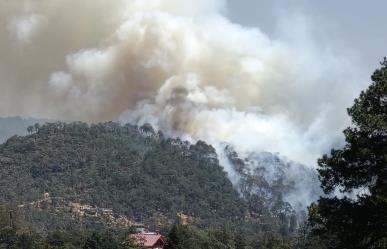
(0, 1, 369, 206)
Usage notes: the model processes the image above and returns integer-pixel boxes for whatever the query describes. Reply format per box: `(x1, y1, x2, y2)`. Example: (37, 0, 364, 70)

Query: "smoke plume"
(0, 0, 369, 205)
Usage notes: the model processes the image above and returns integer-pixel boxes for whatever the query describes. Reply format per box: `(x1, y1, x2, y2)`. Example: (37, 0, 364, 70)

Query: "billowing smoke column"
(0, 0, 368, 206)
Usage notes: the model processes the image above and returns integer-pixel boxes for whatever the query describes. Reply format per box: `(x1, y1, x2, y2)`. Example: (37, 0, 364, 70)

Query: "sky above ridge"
(227, 0, 387, 73)
(0, 0, 386, 168)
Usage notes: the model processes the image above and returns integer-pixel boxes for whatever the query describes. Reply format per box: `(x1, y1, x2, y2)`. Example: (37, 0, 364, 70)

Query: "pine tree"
(309, 58, 387, 249)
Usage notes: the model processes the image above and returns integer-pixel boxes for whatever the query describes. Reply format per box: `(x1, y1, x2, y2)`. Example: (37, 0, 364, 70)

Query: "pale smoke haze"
(0, 0, 368, 170)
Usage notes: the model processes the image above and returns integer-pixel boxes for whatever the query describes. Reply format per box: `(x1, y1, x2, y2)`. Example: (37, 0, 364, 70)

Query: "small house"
(131, 233, 166, 249)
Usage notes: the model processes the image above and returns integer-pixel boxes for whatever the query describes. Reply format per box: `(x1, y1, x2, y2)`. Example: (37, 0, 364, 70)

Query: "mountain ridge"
(0, 120, 314, 239)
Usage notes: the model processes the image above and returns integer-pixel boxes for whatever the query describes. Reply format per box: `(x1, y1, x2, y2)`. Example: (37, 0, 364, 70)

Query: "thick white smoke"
(0, 0, 368, 203)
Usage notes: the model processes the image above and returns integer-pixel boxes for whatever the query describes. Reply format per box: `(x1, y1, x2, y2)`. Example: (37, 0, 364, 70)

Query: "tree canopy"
(0, 122, 246, 231)
(310, 59, 387, 249)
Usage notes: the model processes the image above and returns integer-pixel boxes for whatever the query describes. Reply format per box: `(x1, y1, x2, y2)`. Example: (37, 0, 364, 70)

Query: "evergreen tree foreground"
(309, 58, 387, 249)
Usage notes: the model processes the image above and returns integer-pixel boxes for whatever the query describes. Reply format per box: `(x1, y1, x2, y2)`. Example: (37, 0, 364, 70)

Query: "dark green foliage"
(0, 203, 301, 249)
(0, 122, 245, 230)
(0, 227, 140, 249)
(310, 59, 387, 249)
(165, 225, 238, 249)
(0, 204, 142, 249)
(83, 232, 122, 249)
(0, 120, 314, 248)
(164, 224, 302, 249)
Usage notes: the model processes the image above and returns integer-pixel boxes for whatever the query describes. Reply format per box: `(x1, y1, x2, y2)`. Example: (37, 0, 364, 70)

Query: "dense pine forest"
(0, 122, 304, 248)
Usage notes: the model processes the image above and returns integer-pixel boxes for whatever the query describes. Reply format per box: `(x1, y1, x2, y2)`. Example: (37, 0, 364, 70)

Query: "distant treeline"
(0, 121, 306, 248)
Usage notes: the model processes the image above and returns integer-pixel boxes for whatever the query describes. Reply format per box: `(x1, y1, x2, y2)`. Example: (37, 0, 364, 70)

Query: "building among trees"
(131, 232, 166, 249)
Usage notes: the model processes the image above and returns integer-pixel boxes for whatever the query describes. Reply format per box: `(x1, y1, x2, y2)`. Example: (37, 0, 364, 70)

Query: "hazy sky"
(0, 0, 385, 168)
(227, 0, 387, 74)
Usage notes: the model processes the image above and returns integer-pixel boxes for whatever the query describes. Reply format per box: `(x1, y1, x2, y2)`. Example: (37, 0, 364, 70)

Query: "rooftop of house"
(131, 233, 166, 248)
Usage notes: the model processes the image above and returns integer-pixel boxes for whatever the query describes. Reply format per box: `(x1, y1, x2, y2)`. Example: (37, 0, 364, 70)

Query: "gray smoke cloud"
(0, 0, 370, 205)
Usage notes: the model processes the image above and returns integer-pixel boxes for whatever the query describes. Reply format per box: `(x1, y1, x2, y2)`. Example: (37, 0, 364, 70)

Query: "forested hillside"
(0, 122, 247, 230)
(0, 121, 310, 248)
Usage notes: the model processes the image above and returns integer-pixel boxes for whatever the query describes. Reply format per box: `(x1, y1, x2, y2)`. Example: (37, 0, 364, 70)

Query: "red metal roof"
(131, 233, 166, 247)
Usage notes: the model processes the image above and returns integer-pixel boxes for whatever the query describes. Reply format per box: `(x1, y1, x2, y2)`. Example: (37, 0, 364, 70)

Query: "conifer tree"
(310, 58, 387, 249)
